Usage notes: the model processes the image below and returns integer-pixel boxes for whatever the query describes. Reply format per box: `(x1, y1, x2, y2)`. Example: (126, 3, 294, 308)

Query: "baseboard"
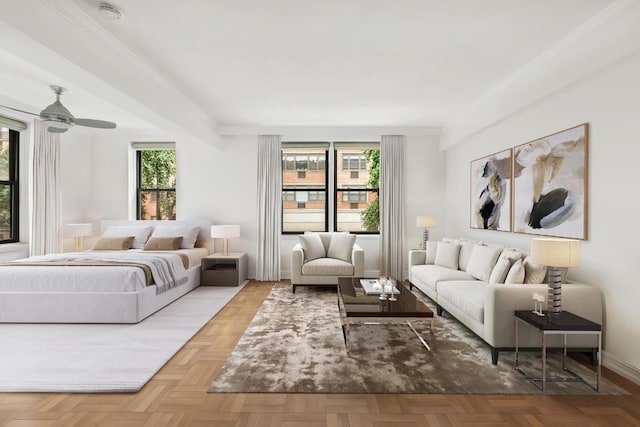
(603, 351, 640, 385)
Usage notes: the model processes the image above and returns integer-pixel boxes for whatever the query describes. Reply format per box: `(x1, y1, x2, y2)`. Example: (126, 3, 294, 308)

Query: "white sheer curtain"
(256, 135, 282, 281)
(379, 135, 405, 279)
(30, 120, 62, 256)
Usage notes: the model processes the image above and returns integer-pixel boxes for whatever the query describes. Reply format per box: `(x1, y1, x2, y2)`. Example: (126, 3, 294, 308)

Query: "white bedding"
(0, 248, 208, 294)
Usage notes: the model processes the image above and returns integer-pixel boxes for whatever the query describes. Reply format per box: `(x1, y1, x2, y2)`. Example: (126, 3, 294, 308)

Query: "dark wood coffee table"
(337, 277, 435, 351)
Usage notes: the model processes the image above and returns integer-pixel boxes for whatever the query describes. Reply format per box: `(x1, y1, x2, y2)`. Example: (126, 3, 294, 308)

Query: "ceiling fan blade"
(0, 105, 40, 117)
(75, 118, 117, 129)
(48, 127, 68, 133)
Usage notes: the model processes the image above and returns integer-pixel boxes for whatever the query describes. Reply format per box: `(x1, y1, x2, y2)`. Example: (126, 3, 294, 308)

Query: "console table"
(514, 310, 601, 392)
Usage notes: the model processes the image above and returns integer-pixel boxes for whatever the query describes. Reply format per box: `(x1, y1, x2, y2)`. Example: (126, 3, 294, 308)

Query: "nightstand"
(201, 253, 248, 286)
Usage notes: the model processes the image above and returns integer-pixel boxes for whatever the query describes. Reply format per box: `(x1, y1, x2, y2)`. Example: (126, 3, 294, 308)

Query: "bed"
(0, 220, 213, 323)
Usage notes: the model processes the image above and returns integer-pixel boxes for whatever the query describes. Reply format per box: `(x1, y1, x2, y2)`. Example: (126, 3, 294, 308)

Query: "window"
(335, 144, 379, 232)
(136, 146, 176, 220)
(282, 145, 327, 233)
(282, 142, 379, 234)
(0, 127, 19, 243)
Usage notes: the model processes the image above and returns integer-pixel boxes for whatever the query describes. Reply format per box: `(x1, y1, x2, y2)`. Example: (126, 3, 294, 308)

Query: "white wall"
(59, 130, 446, 280)
(444, 54, 640, 380)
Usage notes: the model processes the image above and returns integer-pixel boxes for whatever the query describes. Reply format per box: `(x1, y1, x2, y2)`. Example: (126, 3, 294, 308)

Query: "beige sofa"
(408, 238, 602, 364)
(291, 232, 364, 293)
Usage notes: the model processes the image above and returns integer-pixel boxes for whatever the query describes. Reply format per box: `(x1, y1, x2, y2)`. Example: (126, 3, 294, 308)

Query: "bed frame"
(0, 220, 213, 324)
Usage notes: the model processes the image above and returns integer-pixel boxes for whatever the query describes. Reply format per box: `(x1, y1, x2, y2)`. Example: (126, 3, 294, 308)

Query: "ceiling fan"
(0, 85, 117, 133)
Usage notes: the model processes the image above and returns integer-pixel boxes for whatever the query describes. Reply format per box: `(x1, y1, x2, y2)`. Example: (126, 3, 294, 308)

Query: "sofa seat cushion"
(437, 281, 486, 324)
(301, 258, 354, 276)
(410, 264, 475, 293)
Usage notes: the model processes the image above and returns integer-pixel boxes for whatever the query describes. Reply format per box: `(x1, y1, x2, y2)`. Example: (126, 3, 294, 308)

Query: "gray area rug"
(0, 284, 245, 392)
(209, 284, 626, 394)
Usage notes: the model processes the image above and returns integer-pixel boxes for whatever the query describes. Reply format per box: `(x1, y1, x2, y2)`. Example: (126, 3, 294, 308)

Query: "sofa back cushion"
(299, 233, 326, 262)
(327, 233, 356, 263)
(466, 245, 503, 282)
(435, 242, 461, 270)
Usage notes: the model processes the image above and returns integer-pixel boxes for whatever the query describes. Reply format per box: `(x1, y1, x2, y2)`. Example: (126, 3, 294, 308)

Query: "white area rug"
(0, 285, 244, 393)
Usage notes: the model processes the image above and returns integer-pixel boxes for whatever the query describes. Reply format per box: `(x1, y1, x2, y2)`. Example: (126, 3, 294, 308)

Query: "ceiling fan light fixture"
(98, 3, 123, 21)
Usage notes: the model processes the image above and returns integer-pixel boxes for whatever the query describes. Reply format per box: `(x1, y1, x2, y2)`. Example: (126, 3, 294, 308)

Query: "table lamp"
(65, 223, 93, 252)
(211, 225, 240, 256)
(416, 216, 436, 250)
(530, 237, 581, 315)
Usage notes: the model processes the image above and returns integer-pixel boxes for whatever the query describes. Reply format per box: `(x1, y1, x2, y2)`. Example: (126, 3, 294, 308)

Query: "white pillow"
(103, 225, 153, 249)
(434, 242, 460, 270)
(151, 226, 199, 249)
(466, 245, 503, 282)
(458, 240, 477, 271)
(425, 241, 438, 264)
(489, 255, 511, 284)
(327, 233, 357, 263)
(299, 234, 326, 262)
(523, 255, 547, 284)
(505, 259, 525, 284)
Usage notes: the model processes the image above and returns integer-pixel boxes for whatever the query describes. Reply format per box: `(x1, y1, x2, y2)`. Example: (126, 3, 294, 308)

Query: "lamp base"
(75, 237, 83, 252)
(421, 229, 429, 251)
(547, 266, 567, 315)
(222, 238, 230, 256)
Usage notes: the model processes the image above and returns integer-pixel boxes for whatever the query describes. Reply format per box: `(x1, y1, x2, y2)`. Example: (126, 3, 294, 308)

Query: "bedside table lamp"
(211, 225, 240, 256)
(65, 223, 93, 252)
(416, 216, 436, 250)
(531, 237, 581, 315)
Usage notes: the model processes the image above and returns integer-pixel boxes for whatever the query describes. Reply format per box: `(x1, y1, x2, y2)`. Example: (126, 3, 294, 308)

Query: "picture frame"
(470, 148, 513, 232)
(512, 123, 588, 239)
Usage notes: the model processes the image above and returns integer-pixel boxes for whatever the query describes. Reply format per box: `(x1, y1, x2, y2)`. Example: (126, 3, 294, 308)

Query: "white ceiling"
(0, 0, 617, 138)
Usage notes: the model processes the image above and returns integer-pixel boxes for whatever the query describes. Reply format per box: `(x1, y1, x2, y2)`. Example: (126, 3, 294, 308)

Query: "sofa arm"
(352, 244, 364, 277)
(483, 282, 603, 348)
(291, 244, 304, 283)
(409, 250, 426, 266)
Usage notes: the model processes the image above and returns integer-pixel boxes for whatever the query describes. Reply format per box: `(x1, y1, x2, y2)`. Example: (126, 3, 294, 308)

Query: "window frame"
(0, 129, 19, 244)
(135, 148, 177, 221)
(334, 146, 379, 235)
(281, 142, 380, 235)
(281, 147, 329, 234)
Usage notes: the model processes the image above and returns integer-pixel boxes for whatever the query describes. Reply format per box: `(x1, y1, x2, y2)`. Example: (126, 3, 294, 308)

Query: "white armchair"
(291, 232, 364, 293)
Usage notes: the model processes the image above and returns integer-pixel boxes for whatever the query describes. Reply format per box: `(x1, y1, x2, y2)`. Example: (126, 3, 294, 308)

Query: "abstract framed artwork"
(512, 123, 588, 239)
(470, 148, 513, 232)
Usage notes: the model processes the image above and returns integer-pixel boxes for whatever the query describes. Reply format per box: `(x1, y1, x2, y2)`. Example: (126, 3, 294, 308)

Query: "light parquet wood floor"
(1, 281, 639, 427)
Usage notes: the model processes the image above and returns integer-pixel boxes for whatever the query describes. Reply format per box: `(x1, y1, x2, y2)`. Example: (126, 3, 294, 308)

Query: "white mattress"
(0, 248, 209, 293)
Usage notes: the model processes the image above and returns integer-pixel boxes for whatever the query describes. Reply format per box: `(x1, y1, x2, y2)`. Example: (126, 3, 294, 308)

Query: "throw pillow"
(457, 240, 477, 271)
(505, 259, 525, 284)
(425, 241, 438, 264)
(489, 255, 511, 284)
(102, 225, 153, 249)
(92, 236, 135, 251)
(143, 236, 183, 251)
(466, 245, 503, 282)
(298, 233, 326, 262)
(523, 255, 547, 284)
(327, 233, 357, 263)
(151, 226, 200, 249)
(434, 242, 461, 270)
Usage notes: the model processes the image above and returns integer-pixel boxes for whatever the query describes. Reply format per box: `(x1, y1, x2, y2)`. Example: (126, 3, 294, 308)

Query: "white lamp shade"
(210, 225, 240, 239)
(530, 238, 581, 267)
(416, 216, 436, 228)
(65, 223, 93, 237)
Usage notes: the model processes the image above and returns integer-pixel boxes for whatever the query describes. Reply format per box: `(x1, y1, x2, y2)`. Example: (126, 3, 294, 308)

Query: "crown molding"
(440, 0, 640, 150)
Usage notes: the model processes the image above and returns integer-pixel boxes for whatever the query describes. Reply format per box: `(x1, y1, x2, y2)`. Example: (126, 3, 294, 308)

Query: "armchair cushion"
(298, 233, 326, 262)
(327, 233, 356, 263)
(301, 258, 355, 276)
